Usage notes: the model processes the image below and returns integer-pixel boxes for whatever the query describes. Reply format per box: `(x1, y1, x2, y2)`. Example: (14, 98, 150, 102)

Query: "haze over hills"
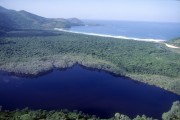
(0, 6, 84, 34)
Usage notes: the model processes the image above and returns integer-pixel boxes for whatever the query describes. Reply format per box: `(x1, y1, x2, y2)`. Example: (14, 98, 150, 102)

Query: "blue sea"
(70, 20, 180, 41)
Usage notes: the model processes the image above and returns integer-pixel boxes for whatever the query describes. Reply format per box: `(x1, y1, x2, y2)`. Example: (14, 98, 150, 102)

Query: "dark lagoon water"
(70, 20, 180, 40)
(0, 64, 180, 119)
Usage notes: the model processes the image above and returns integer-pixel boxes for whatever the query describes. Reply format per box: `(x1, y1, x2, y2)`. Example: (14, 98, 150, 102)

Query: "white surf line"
(165, 43, 179, 49)
(54, 28, 165, 43)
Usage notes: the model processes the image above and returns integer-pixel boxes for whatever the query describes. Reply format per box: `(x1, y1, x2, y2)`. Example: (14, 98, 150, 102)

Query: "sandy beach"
(54, 28, 165, 42)
(165, 43, 179, 49)
(55, 28, 180, 49)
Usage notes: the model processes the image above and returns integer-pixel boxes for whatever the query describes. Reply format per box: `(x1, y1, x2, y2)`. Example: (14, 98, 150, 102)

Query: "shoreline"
(54, 28, 180, 49)
(0, 54, 180, 95)
(0, 63, 129, 80)
(54, 28, 166, 42)
(165, 43, 180, 49)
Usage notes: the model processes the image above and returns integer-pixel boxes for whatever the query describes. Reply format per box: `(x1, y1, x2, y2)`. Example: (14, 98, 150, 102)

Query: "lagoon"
(0, 64, 180, 119)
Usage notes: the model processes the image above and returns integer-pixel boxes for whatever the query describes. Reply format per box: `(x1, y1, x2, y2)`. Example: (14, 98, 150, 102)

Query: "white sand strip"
(54, 28, 165, 42)
(165, 43, 179, 49)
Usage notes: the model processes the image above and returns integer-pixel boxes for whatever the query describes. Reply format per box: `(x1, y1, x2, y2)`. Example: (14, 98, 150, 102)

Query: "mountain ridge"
(0, 6, 84, 34)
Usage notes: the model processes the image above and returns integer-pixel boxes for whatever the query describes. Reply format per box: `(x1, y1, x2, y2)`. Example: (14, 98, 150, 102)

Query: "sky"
(0, 0, 180, 23)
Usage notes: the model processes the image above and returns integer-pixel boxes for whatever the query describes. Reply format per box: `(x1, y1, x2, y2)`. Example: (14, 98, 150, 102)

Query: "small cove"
(0, 64, 180, 119)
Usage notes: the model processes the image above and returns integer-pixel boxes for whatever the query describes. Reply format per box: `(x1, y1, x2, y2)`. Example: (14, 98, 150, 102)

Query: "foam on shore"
(54, 28, 165, 42)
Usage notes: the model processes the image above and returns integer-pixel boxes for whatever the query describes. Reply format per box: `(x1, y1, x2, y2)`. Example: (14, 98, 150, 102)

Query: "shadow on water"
(0, 64, 180, 119)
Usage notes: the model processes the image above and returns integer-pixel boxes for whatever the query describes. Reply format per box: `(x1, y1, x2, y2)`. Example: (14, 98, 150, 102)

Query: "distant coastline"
(55, 28, 180, 49)
(54, 28, 165, 42)
(70, 20, 180, 41)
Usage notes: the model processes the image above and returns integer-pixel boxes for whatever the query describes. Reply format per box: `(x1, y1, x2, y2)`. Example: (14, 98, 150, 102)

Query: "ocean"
(70, 20, 180, 41)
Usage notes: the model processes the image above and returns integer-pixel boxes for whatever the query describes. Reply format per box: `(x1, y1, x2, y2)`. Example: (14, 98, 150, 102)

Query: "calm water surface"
(0, 65, 180, 119)
(71, 20, 180, 40)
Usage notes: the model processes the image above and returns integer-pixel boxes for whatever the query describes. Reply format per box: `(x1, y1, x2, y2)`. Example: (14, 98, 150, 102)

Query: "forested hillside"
(0, 6, 84, 35)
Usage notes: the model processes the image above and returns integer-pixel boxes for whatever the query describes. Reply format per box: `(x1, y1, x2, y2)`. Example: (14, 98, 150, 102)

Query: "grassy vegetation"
(0, 30, 180, 94)
(1, 101, 179, 120)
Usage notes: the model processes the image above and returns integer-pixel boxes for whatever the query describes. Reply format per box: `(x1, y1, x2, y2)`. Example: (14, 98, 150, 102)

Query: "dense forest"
(0, 30, 180, 94)
(0, 101, 179, 120)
